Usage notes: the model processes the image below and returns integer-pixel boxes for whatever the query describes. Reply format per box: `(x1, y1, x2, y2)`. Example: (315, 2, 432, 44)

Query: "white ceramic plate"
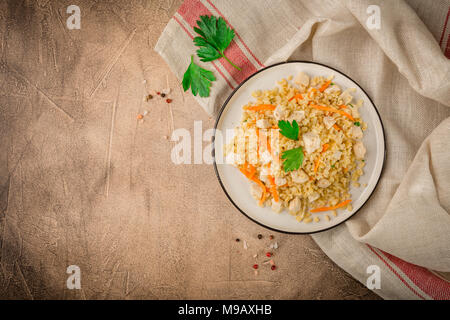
(213, 61, 386, 234)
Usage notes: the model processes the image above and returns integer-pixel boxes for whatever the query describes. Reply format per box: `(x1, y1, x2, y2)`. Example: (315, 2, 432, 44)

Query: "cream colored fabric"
(156, 0, 450, 276)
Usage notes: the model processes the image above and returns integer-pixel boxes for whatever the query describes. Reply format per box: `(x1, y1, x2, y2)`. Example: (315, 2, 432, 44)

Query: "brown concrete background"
(0, 0, 380, 299)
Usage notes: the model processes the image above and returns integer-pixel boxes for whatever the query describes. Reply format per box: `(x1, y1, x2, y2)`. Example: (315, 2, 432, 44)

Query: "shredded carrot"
(256, 129, 260, 159)
(268, 175, 279, 202)
(319, 80, 332, 92)
(338, 104, 348, 109)
(267, 137, 271, 154)
(259, 189, 267, 206)
(239, 164, 268, 206)
(271, 125, 279, 129)
(247, 164, 256, 178)
(288, 93, 303, 101)
(308, 88, 317, 99)
(244, 104, 276, 112)
(314, 157, 320, 173)
(333, 124, 341, 131)
(321, 143, 329, 153)
(343, 167, 348, 173)
(309, 104, 355, 121)
(311, 200, 352, 213)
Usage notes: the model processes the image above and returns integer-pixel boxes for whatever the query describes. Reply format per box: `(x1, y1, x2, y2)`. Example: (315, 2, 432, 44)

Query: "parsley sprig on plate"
(182, 15, 240, 97)
(278, 119, 304, 172)
(281, 147, 304, 172)
(278, 120, 299, 140)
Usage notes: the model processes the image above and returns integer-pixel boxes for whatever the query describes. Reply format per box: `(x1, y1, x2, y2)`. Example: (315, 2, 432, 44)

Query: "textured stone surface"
(0, 0, 379, 299)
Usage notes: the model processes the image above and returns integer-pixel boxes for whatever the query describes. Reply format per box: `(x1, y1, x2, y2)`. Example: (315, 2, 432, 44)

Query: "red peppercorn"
(266, 252, 272, 257)
(271, 265, 276, 270)
(253, 264, 258, 270)
(269, 235, 274, 240)
(166, 98, 173, 103)
(156, 91, 160, 95)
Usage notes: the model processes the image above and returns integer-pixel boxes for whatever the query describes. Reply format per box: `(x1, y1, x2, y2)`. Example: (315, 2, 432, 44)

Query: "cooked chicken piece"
(256, 118, 271, 129)
(308, 192, 320, 203)
(289, 197, 301, 214)
(323, 116, 336, 129)
(333, 150, 342, 161)
(302, 132, 321, 154)
(250, 182, 262, 200)
(353, 141, 366, 159)
(294, 71, 310, 88)
(324, 84, 341, 94)
(259, 166, 271, 183)
(349, 126, 363, 140)
(351, 106, 360, 118)
(260, 150, 272, 165)
(271, 198, 283, 213)
(274, 104, 286, 121)
(339, 88, 355, 105)
(288, 110, 305, 124)
(291, 169, 309, 184)
(274, 176, 287, 186)
(317, 178, 331, 188)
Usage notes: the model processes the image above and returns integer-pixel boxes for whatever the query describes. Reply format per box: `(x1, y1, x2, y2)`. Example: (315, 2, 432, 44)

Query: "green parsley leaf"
(193, 15, 241, 70)
(281, 147, 304, 172)
(182, 56, 216, 97)
(278, 120, 299, 140)
(354, 121, 361, 126)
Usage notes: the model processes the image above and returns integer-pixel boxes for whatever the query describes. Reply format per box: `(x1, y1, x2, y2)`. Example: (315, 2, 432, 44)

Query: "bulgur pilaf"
(225, 71, 367, 223)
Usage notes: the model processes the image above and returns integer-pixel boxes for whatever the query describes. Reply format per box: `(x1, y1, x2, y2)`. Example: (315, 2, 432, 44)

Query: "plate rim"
(212, 60, 387, 235)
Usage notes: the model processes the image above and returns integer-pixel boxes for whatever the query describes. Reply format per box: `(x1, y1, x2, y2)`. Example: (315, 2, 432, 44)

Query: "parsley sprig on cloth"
(182, 15, 240, 97)
(193, 15, 241, 71)
(182, 56, 216, 97)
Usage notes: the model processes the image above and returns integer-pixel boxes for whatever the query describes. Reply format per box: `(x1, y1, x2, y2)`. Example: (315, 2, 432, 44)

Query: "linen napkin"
(155, 0, 450, 299)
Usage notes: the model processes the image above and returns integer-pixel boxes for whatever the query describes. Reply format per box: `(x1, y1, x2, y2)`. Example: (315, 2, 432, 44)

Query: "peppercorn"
(166, 98, 172, 103)
(271, 265, 276, 270)
(146, 94, 153, 101)
(266, 252, 272, 257)
(156, 91, 160, 95)
(269, 235, 274, 240)
(257, 234, 263, 239)
(253, 264, 258, 269)
(161, 93, 166, 98)
(137, 114, 143, 120)
(235, 238, 240, 242)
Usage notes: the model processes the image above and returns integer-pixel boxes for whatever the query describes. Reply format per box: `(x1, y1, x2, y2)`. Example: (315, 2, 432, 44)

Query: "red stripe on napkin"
(367, 245, 426, 299)
(177, 0, 258, 84)
(382, 250, 450, 300)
